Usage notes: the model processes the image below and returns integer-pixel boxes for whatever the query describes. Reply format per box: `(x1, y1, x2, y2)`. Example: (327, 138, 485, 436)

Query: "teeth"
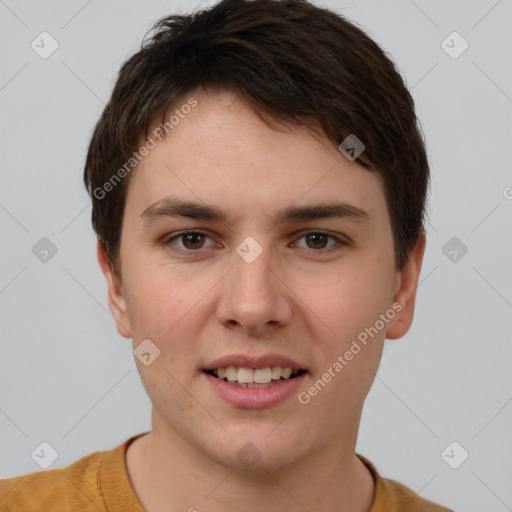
(271, 366, 282, 379)
(225, 366, 237, 381)
(281, 367, 292, 379)
(247, 382, 271, 388)
(211, 366, 302, 384)
(254, 367, 272, 383)
(237, 367, 254, 383)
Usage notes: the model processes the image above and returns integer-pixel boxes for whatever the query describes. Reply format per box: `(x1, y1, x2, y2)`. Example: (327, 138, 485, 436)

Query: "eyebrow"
(140, 196, 370, 226)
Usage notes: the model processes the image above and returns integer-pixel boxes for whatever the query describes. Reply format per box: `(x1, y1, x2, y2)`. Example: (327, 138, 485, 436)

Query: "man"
(0, 0, 453, 510)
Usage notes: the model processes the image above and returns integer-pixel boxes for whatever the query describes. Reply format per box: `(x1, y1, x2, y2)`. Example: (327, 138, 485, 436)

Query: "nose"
(215, 240, 293, 338)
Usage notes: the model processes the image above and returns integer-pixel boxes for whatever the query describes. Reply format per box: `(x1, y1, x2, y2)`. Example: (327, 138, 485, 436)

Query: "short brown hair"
(83, 0, 429, 277)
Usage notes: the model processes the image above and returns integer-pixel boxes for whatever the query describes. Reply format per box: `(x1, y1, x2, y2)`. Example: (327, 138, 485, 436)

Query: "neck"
(125, 414, 374, 512)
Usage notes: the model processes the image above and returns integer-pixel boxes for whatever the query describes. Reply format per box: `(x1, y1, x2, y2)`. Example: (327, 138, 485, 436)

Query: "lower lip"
(202, 371, 307, 409)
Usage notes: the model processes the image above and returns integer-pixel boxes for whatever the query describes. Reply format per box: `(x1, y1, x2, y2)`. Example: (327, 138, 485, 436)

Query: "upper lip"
(204, 353, 308, 372)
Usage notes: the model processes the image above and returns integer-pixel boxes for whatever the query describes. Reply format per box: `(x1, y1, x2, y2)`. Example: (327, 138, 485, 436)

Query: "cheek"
(299, 262, 393, 341)
(298, 268, 389, 413)
(123, 264, 212, 374)
(123, 261, 189, 335)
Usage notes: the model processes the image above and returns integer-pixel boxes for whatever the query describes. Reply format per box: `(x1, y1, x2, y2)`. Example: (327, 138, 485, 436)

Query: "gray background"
(1, 0, 511, 510)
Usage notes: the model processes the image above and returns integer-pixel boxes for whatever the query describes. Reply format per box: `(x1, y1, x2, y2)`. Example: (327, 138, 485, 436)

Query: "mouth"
(203, 366, 308, 388)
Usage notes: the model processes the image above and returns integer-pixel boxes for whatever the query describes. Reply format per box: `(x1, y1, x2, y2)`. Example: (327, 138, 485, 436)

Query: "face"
(99, 89, 425, 472)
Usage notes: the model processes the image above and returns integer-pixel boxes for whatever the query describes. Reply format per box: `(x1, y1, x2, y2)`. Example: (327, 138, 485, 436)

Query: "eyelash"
(162, 230, 348, 254)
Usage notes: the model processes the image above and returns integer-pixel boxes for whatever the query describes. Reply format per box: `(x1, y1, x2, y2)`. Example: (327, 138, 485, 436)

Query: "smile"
(204, 366, 307, 388)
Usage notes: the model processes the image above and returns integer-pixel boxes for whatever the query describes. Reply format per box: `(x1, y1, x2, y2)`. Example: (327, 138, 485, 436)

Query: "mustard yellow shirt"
(0, 433, 453, 511)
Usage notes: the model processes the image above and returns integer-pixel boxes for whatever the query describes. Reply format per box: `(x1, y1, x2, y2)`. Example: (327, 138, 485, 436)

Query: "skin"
(98, 88, 426, 512)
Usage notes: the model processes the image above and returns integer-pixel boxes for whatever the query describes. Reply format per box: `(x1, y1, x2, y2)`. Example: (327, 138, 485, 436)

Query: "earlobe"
(96, 238, 132, 339)
(386, 232, 426, 340)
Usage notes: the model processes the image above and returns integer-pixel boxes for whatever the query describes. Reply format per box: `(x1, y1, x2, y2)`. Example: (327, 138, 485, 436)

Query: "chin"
(208, 426, 309, 474)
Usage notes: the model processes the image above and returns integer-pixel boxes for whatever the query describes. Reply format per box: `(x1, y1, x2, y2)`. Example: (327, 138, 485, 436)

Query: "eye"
(292, 231, 347, 251)
(163, 230, 348, 254)
(164, 231, 216, 252)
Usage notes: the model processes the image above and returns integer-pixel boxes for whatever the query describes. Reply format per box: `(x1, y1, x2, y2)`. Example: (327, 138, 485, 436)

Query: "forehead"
(125, 89, 388, 226)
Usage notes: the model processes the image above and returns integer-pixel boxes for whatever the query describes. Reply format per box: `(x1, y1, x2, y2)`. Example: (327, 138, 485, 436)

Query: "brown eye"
(293, 231, 346, 252)
(181, 232, 206, 250)
(304, 233, 329, 249)
(165, 231, 215, 252)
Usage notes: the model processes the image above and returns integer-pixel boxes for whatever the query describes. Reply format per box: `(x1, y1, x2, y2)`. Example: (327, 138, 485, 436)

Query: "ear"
(96, 238, 132, 339)
(386, 232, 426, 340)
